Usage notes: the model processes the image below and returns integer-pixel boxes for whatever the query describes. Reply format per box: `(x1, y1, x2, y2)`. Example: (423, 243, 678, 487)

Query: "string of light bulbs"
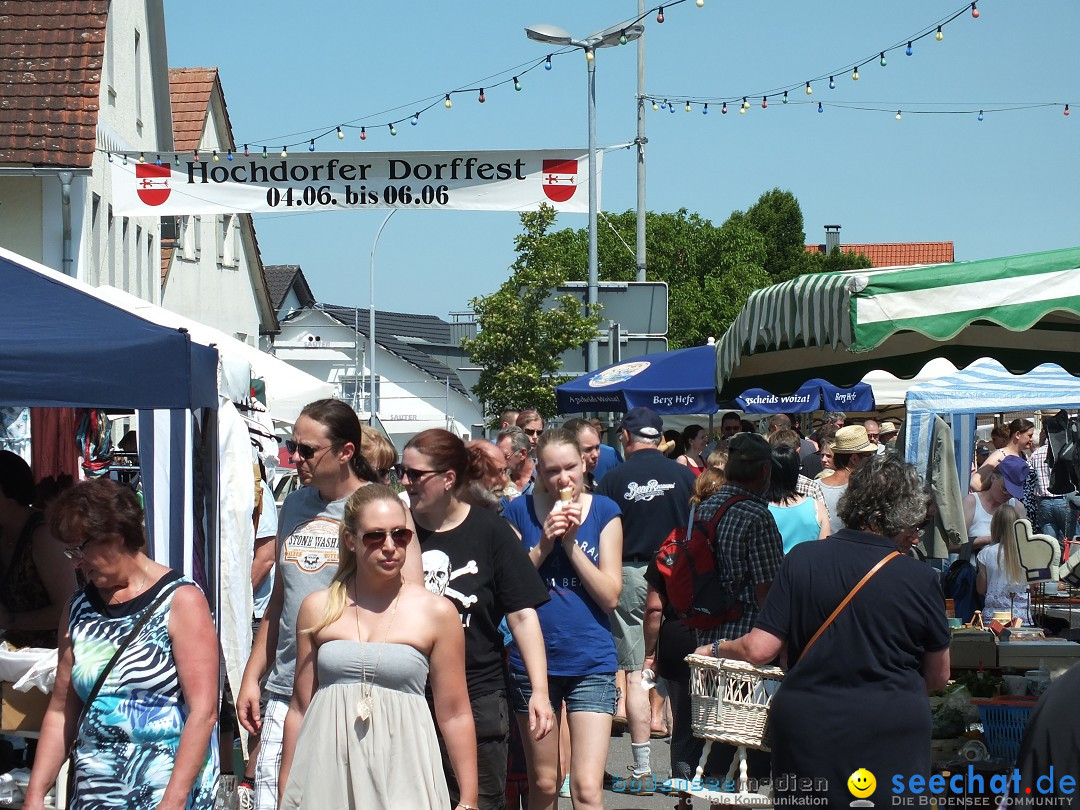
(652, 99, 1070, 121)
(642, 1, 1054, 117)
(98, 0, 705, 165)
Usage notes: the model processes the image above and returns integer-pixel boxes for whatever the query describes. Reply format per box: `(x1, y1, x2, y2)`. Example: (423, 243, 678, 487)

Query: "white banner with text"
(110, 148, 599, 216)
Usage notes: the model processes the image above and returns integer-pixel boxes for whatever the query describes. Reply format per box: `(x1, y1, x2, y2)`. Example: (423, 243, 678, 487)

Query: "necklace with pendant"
(354, 577, 402, 723)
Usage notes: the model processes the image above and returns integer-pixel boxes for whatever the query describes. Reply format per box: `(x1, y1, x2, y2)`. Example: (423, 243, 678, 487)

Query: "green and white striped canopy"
(715, 246, 1080, 399)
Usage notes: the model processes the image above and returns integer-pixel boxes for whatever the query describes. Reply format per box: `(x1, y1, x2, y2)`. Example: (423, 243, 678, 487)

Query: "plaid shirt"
(796, 474, 825, 505)
(694, 482, 784, 644)
(1030, 444, 1059, 498)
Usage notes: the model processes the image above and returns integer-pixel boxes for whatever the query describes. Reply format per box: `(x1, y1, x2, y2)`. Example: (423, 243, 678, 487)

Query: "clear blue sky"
(164, 1, 1078, 319)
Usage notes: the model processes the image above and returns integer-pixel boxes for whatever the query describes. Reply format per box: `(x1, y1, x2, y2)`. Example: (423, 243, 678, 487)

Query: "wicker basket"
(686, 654, 784, 751)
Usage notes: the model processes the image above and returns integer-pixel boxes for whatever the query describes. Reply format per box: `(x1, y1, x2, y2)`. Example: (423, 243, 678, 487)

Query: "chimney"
(824, 225, 841, 254)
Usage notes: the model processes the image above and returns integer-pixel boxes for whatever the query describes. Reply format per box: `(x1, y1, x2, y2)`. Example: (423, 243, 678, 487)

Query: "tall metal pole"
(635, 0, 647, 283)
(586, 48, 599, 372)
(369, 208, 397, 415)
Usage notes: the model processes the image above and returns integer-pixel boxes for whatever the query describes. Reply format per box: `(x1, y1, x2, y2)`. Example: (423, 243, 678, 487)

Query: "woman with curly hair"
(697, 454, 950, 807)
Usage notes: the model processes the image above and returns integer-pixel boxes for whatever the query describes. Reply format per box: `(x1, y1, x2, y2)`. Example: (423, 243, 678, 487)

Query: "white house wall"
(0, 176, 44, 262)
(82, 0, 168, 302)
(161, 87, 263, 346)
(273, 309, 483, 444)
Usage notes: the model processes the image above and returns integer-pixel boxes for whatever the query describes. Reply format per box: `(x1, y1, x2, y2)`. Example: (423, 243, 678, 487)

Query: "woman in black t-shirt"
(695, 454, 950, 808)
(403, 429, 553, 810)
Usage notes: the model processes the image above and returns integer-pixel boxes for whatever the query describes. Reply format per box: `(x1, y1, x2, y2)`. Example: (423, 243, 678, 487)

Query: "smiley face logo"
(847, 768, 876, 800)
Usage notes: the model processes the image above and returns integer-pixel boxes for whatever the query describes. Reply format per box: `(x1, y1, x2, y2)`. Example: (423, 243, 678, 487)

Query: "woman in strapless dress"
(279, 484, 478, 810)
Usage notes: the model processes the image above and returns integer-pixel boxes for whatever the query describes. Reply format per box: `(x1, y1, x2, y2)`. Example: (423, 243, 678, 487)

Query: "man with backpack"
(597, 407, 695, 792)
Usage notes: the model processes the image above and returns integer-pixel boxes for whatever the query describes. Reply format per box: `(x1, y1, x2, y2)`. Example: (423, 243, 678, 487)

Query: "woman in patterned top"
(24, 478, 219, 810)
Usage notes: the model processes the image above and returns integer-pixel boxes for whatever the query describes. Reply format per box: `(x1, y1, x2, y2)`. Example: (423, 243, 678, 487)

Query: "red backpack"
(655, 495, 750, 629)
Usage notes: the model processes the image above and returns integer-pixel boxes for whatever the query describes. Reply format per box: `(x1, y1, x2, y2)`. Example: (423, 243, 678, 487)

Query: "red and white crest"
(542, 159, 578, 203)
(135, 163, 171, 206)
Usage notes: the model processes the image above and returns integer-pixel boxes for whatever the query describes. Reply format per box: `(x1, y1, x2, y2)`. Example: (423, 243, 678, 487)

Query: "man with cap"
(597, 407, 695, 791)
(818, 425, 879, 533)
(689, 432, 784, 784)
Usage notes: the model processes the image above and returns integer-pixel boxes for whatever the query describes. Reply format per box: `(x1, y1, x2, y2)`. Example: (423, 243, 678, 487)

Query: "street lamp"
(525, 20, 643, 371)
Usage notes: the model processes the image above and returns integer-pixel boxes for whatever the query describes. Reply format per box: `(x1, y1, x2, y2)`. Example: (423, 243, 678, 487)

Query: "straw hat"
(830, 425, 878, 454)
(878, 420, 899, 437)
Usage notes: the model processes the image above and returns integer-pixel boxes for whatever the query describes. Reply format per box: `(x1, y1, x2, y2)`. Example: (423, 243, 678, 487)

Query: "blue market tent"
(905, 358, 1080, 490)
(556, 344, 718, 415)
(735, 378, 875, 414)
(0, 246, 219, 586)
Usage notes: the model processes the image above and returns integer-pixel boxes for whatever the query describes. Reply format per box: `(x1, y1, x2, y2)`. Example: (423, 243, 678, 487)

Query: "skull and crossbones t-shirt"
(417, 505, 549, 699)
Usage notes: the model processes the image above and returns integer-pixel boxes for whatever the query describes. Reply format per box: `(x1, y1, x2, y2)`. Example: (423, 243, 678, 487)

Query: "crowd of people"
(3, 399, 1078, 809)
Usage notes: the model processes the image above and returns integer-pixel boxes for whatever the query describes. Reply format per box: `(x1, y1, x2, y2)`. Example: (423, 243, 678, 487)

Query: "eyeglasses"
(522, 427, 543, 437)
(866, 433, 880, 440)
(62, 536, 96, 561)
(359, 527, 414, 546)
(399, 467, 445, 482)
(285, 439, 338, 461)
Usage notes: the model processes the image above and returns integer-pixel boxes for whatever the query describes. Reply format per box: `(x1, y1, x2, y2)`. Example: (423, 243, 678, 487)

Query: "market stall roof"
(714, 246, 1080, 399)
(0, 246, 217, 410)
(556, 344, 717, 415)
(904, 358, 1080, 486)
(92, 286, 333, 424)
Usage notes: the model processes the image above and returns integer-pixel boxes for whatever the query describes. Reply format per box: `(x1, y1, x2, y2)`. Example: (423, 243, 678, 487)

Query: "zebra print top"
(68, 570, 218, 809)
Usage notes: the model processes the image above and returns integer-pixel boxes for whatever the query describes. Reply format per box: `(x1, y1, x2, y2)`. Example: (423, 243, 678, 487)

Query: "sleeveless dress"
(0, 511, 56, 648)
(281, 640, 450, 810)
(68, 572, 219, 809)
(768, 498, 821, 554)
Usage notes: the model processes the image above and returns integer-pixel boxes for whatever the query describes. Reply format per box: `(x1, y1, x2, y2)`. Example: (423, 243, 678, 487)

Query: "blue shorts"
(508, 669, 617, 715)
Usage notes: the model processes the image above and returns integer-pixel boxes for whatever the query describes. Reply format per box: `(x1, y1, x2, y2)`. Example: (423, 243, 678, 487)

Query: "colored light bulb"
(852, 66, 860, 81)
(906, 42, 913, 56)
(545, 55, 552, 70)
(761, 96, 768, 109)
(619, 32, 627, 45)
(478, 88, 485, 103)
(783, 91, 788, 104)
(936, 26, 943, 41)
(817, 102, 823, 113)
(895, 110, 902, 121)
(337, 126, 344, 140)
(138, 152, 146, 163)
(155, 154, 162, 166)
(829, 76, 835, 90)
(880, 52, 887, 67)
(173, 153, 180, 167)
(360, 128, 366, 140)
(411, 113, 419, 125)
(262, 146, 268, 158)
(280, 147, 287, 158)
(657, 6, 665, 23)
(308, 140, 315, 152)
(721, 102, 727, 114)
(1065, 105, 1071, 117)
(585, 49, 594, 62)
(445, 94, 453, 109)
(971, 2, 979, 18)
(977, 110, 984, 122)
(389, 124, 396, 136)
(702, 103, 708, 114)
(805, 81, 812, 95)
(244, 144, 250, 157)
(513, 76, 521, 91)
(652, 100, 659, 111)
(685, 101, 692, 112)
(226, 149, 233, 161)
(193, 150, 200, 163)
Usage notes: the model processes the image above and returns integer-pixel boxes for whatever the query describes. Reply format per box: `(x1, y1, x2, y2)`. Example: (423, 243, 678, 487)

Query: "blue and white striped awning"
(905, 358, 1080, 489)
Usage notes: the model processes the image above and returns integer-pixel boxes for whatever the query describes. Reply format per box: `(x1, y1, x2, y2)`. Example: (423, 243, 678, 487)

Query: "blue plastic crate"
(973, 698, 1037, 763)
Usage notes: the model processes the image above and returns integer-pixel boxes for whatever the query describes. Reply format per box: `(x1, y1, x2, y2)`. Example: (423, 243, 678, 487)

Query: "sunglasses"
(285, 439, 338, 460)
(359, 528, 414, 546)
(62, 536, 96, 561)
(522, 427, 543, 437)
(400, 467, 445, 482)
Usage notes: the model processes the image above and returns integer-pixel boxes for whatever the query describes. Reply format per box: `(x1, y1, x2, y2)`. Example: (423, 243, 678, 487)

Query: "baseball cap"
(998, 455, 1030, 500)
(727, 432, 772, 464)
(620, 407, 663, 439)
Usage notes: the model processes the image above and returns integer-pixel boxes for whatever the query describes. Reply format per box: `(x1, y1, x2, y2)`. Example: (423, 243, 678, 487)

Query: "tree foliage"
(461, 204, 599, 419)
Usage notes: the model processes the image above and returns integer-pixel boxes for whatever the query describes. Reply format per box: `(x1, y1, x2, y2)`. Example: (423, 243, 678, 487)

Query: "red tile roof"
(0, 1, 108, 168)
(805, 241, 955, 267)
(169, 67, 236, 154)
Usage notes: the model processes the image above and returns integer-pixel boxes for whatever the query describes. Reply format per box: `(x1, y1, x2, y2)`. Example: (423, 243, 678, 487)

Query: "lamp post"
(368, 208, 396, 415)
(525, 21, 643, 371)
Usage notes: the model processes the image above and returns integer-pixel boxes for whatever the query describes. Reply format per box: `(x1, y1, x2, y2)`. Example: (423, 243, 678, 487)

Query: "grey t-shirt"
(264, 485, 347, 697)
(818, 479, 848, 535)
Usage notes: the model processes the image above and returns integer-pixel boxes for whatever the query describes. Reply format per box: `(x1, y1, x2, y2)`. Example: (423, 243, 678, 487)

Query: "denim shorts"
(508, 669, 617, 715)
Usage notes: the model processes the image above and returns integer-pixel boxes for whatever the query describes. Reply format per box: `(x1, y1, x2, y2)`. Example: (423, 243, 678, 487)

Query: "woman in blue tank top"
(766, 445, 829, 554)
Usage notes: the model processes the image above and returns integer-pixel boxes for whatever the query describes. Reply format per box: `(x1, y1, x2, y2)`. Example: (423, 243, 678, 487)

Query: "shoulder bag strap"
(69, 580, 184, 747)
(799, 551, 901, 660)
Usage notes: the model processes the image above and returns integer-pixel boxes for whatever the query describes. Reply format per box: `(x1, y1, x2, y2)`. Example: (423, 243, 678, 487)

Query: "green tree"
(462, 204, 599, 420)
(743, 188, 809, 282)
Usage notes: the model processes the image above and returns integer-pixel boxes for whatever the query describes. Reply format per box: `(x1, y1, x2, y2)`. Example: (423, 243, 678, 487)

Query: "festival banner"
(110, 148, 598, 216)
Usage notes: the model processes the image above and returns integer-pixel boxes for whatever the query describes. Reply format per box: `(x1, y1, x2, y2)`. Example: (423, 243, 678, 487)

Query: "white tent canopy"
(95, 286, 333, 424)
(904, 358, 1080, 489)
(860, 357, 960, 407)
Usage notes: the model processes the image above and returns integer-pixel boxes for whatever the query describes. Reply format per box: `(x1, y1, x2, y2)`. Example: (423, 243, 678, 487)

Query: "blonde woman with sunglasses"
(237, 400, 422, 810)
(280, 485, 477, 810)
